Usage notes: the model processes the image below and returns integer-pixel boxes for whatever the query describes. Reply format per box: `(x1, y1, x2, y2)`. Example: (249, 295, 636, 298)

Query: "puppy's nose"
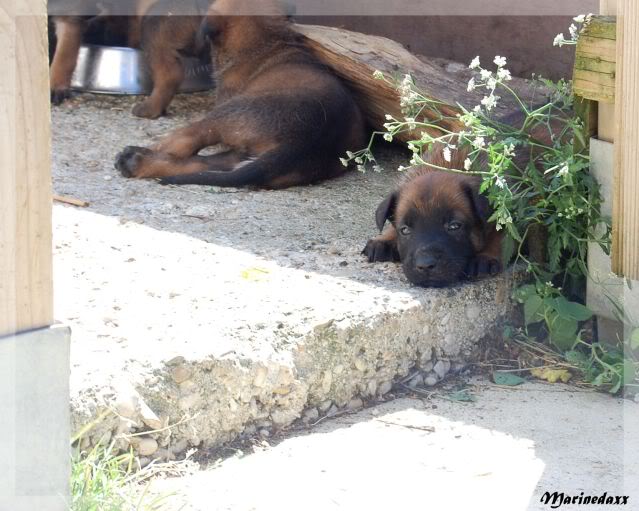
(415, 253, 438, 272)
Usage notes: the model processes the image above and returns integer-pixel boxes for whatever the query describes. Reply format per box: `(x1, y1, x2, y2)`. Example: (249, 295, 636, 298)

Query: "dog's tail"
(160, 147, 336, 189)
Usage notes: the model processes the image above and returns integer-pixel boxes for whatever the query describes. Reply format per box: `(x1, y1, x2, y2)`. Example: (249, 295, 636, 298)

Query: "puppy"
(114, 0, 366, 189)
(48, 0, 206, 118)
(363, 148, 503, 287)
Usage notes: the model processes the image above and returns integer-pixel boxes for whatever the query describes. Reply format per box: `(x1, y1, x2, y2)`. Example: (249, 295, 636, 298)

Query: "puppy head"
(376, 169, 491, 287)
(199, 0, 289, 47)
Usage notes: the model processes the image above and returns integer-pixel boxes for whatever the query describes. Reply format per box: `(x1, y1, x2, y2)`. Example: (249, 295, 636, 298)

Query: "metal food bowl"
(70, 44, 214, 95)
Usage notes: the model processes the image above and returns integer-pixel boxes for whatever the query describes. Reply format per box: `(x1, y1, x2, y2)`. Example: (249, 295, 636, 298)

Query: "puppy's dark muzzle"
(403, 246, 467, 288)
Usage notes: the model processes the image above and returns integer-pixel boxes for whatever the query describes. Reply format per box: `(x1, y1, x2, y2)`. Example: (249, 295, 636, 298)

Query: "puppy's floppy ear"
(375, 191, 399, 231)
(462, 180, 491, 225)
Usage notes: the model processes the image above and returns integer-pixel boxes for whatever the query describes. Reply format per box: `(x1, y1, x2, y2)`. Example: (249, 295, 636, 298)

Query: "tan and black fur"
(114, 0, 366, 188)
(49, 0, 206, 118)
(363, 147, 503, 287)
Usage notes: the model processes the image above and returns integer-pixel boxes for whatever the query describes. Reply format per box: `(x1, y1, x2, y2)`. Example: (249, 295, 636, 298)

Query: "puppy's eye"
(399, 226, 412, 236)
(447, 221, 463, 231)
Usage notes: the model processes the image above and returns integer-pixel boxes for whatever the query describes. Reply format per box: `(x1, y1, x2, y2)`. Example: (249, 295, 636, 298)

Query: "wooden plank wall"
(0, 1, 54, 337)
(612, 0, 639, 279)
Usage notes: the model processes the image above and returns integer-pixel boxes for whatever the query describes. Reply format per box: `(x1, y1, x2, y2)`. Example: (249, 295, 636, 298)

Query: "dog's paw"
(132, 100, 165, 120)
(51, 88, 72, 106)
(362, 238, 398, 263)
(114, 146, 153, 178)
(466, 255, 502, 279)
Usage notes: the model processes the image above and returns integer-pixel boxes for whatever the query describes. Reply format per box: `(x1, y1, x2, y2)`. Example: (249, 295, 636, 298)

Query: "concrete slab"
(52, 94, 520, 456)
(0, 325, 70, 511)
(152, 379, 639, 511)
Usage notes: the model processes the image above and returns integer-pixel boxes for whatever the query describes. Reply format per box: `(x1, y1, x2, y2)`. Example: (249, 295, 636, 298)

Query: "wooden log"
(612, 0, 639, 279)
(294, 24, 548, 142)
(573, 16, 617, 103)
(0, 3, 54, 336)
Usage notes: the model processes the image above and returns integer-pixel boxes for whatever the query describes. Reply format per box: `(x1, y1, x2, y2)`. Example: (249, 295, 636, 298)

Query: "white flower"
(494, 56, 507, 67)
(569, 23, 579, 39)
(559, 164, 570, 176)
(504, 144, 516, 158)
(397, 165, 407, 172)
(573, 14, 585, 23)
(357, 165, 365, 172)
(346, 151, 354, 158)
(480, 69, 492, 80)
(373, 69, 384, 80)
(383, 133, 393, 142)
(467, 77, 476, 92)
(487, 77, 497, 90)
(464, 158, 472, 170)
(553, 33, 566, 46)
(472, 136, 486, 149)
(481, 94, 498, 110)
(373, 165, 383, 172)
(497, 68, 512, 81)
(339, 158, 349, 167)
(443, 146, 452, 162)
(495, 176, 506, 189)
(354, 157, 363, 164)
(385, 114, 395, 121)
(473, 105, 482, 113)
(469, 56, 480, 69)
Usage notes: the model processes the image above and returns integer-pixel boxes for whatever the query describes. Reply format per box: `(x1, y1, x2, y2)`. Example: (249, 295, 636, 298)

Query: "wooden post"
(0, 1, 54, 337)
(612, 0, 639, 279)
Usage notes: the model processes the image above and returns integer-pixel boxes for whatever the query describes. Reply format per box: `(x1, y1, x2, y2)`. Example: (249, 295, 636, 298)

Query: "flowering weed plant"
(343, 15, 639, 393)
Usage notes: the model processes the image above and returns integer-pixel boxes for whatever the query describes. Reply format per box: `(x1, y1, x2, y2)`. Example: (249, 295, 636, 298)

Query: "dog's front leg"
(363, 226, 400, 262)
(50, 17, 85, 105)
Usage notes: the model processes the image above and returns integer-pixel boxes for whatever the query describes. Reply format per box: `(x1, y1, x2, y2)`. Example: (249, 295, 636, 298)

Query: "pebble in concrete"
(433, 360, 451, 380)
(135, 437, 159, 456)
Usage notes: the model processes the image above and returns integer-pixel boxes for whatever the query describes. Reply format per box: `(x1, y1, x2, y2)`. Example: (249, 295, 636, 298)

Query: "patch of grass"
(70, 441, 190, 511)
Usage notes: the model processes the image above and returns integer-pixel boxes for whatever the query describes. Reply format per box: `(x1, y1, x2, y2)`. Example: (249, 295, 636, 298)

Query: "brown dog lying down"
(49, 0, 206, 118)
(363, 148, 503, 288)
(114, 0, 366, 189)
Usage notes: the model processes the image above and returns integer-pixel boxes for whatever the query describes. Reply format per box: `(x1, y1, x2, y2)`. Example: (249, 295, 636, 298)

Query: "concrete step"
(53, 95, 519, 457)
(150, 379, 639, 511)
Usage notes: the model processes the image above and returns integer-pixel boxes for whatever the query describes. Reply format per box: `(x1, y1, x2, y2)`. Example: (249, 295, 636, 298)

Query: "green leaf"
(492, 371, 526, 386)
(609, 376, 622, 394)
(547, 311, 579, 351)
(514, 284, 537, 303)
(630, 328, 639, 351)
(592, 372, 608, 387)
(501, 235, 516, 267)
(524, 295, 544, 325)
(564, 349, 589, 366)
(551, 297, 593, 322)
(447, 389, 476, 402)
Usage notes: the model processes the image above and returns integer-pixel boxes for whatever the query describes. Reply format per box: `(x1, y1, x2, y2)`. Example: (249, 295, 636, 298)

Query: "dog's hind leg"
(150, 118, 223, 158)
(154, 149, 314, 189)
(115, 146, 244, 179)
